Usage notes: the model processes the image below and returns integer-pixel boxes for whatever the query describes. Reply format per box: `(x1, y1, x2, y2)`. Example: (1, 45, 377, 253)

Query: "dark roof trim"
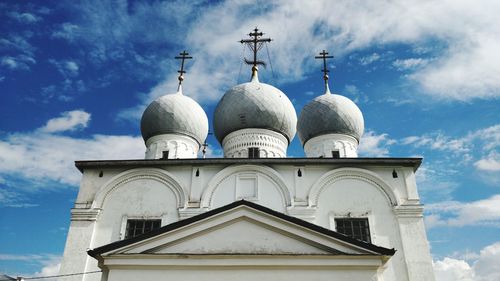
(88, 200, 396, 258)
(76, 157, 422, 173)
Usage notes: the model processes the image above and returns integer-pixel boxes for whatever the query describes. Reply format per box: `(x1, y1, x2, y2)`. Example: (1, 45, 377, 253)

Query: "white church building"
(59, 29, 435, 281)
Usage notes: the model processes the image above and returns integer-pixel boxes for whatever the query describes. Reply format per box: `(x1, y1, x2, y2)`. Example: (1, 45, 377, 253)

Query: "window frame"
(248, 147, 260, 159)
(120, 214, 167, 240)
(334, 217, 371, 243)
(162, 150, 169, 159)
(331, 150, 340, 158)
(124, 219, 161, 239)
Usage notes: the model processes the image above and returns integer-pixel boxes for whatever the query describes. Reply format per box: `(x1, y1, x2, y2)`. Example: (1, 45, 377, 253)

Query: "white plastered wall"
(60, 163, 434, 281)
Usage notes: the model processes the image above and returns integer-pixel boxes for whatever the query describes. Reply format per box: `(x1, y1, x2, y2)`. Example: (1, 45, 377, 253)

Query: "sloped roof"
(88, 200, 395, 257)
(0, 274, 16, 281)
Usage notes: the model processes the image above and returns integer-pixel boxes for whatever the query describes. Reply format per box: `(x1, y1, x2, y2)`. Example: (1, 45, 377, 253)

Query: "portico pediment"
(89, 201, 394, 258)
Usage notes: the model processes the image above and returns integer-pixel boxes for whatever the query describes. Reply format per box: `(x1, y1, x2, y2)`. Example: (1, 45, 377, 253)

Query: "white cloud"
(425, 194, 500, 228)
(1, 55, 36, 71)
(51, 22, 80, 41)
(416, 164, 459, 202)
(473, 242, 500, 281)
(433, 242, 500, 281)
(55, 0, 500, 122)
(434, 257, 475, 281)
(474, 156, 500, 172)
(39, 110, 91, 133)
(0, 35, 35, 56)
(35, 262, 60, 280)
(8, 12, 41, 23)
(343, 84, 368, 103)
(393, 58, 429, 71)
(0, 188, 38, 208)
(401, 133, 469, 154)
(359, 53, 381, 65)
(49, 59, 79, 77)
(41, 79, 87, 102)
(358, 130, 396, 157)
(0, 253, 61, 280)
(402, 124, 500, 169)
(0, 111, 144, 188)
(411, 32, 500, 100)
(0, 133, 144, 187)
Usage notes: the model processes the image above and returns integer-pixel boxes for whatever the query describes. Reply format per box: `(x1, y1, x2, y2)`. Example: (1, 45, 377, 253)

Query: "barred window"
(331, 150, 340, 158)
(125, 219, 161, 239)
(335, 218, 371, 243)
(248, 147, 260, 158)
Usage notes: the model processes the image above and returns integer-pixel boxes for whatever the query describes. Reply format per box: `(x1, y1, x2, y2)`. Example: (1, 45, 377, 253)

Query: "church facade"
(59, 30, 435, 281)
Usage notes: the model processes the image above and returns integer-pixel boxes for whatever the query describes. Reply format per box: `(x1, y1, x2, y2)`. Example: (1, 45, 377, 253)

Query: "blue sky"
(0, 0, 499, 280)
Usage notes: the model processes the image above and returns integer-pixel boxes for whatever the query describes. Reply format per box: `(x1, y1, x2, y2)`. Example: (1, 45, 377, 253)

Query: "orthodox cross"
(315, 50, 334, 90)
(240, 28, 272, 70)
(175, 50, 193, 85)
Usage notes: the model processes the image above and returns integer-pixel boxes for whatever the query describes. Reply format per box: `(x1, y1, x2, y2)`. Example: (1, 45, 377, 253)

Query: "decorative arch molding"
(308, 167, 398, 207)
(93, 168, 187, 209)
(201, 164, 292, 208)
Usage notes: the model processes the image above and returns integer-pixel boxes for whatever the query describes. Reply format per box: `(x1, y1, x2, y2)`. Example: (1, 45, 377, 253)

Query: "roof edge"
(75, 157, 422, 173)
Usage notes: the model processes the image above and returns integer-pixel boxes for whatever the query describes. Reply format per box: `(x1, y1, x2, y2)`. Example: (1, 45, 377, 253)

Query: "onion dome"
(297, 87, 364, 145)
(297, 49, 364, 146)
(140, 50, 208, 149)
(213, 71, 297, 144)
(140, 85, 209, 146)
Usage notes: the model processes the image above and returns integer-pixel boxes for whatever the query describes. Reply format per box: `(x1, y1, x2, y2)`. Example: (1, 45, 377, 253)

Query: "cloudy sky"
(0, 0, 499, 280)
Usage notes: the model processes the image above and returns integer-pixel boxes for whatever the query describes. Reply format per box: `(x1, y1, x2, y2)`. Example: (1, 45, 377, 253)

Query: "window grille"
(125, 219, 161, 239)
(335, 218, 371, 243)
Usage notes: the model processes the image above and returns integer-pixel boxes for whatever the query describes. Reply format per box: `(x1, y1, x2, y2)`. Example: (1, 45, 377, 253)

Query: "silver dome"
(213, 80, 297, 144)
(141, 91, 209, 146)
(297, 93, 364, 145)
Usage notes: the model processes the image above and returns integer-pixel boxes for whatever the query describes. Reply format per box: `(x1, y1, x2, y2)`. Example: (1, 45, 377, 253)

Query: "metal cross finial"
(240, 27, 272, 74)
(175, 50, 193, 85)
(315, 50, 334, 91)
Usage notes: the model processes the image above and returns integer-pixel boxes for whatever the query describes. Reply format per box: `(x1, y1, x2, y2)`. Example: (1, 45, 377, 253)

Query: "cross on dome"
(315, 50, 334, 93)
(240, 27, 272, 79)
(175, 50, 193, 88)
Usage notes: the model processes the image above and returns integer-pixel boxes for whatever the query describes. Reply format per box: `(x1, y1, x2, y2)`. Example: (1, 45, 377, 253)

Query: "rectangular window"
(248, 147, 260, 159)
(331, 150, 340, 158)
(125, 219, 161, 239)
(162, 151, 169, 159)
(335, 218, 371, 243)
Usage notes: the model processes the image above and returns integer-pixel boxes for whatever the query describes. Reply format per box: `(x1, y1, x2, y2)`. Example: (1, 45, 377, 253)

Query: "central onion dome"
(213, 72, 297, 158)
(213, 28, 297, 158)
(213, 74, 297, 144)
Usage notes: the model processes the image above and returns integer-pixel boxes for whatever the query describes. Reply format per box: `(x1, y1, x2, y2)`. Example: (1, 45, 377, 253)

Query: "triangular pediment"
(144, 217, 336, 255)
(89, 201, 394, 258)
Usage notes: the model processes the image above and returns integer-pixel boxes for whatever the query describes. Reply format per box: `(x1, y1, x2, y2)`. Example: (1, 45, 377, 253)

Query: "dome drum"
(303, 133, 359, 158)
(222, 128, 288, 158)
(145, 133, 200, 159)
